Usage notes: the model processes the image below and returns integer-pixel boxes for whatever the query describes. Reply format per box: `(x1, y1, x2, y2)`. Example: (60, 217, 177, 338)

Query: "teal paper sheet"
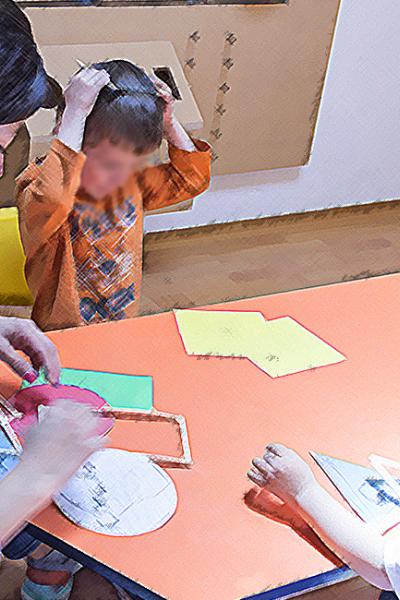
(21, 368, 153, 411)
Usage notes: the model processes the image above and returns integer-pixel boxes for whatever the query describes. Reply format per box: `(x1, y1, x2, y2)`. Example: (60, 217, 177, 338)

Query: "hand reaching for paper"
(0, 317, 60, 384)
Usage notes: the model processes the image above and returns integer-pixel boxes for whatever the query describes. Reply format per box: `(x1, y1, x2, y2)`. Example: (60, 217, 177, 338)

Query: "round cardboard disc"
(54, 449, 178, 537)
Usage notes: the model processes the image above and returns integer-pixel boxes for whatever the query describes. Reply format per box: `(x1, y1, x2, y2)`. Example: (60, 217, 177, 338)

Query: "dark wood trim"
(17, 0, 288, 7)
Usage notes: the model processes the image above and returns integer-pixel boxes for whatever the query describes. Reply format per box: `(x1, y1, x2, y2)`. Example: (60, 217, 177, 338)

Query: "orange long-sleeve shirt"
(17, 138, 211, 331)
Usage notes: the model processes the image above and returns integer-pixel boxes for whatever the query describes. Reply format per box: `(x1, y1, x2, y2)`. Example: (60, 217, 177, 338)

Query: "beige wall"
(26, 0, 339, 176)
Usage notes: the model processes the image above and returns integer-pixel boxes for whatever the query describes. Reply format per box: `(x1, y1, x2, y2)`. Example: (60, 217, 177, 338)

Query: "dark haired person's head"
(58, 60, 165, 199)
(0, 2, 62, 125)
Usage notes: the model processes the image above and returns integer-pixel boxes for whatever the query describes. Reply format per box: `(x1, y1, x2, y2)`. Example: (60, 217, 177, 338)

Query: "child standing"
(17, 61, 211, 331)
(249, 443, 400, 598)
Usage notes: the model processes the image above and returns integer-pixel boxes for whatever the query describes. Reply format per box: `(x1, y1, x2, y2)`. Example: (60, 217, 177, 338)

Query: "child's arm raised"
(139, 77, 211, 212)
(17, 68, 109, 258)
(57, 68, 110, 153)
(249, 444, 394, 592)
(152, 77, 196, 153)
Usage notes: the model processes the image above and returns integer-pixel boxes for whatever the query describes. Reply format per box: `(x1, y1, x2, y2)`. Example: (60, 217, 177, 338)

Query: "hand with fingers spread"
(248, 443, 317, 505)
(0, 317, 60, 384)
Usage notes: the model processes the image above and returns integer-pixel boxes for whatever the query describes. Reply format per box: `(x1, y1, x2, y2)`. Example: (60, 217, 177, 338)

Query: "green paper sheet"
(249, 317, 346, 378)
(22, 368, 153, 411)
(174, 309, 266, 358)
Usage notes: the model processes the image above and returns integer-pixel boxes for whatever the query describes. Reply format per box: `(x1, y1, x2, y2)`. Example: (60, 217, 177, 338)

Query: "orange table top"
(2, 274, 400, 600)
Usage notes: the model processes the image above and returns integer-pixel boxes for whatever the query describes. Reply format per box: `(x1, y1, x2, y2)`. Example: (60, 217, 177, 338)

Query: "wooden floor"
(1, 199, 399, 599)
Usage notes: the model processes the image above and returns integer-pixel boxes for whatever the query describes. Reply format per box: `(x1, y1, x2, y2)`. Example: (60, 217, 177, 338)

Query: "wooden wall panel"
(26, 0, 340, 175)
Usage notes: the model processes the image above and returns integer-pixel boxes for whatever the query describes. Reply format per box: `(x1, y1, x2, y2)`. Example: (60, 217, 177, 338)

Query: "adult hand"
(0, 317, 60, 384)
(21, 399, 104, 496)
(0, 400, 105, 545)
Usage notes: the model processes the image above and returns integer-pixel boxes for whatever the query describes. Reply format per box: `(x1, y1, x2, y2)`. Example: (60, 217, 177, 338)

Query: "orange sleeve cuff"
(168, 138, 211, 157)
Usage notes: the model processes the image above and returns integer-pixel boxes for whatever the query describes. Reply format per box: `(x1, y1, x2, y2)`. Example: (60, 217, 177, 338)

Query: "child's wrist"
(163, 115, 178, 136)
(63, 104, 89, 122)
(292, 480, 321, 508)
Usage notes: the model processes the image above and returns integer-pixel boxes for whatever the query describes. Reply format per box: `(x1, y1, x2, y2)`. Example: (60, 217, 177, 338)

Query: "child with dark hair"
(17, 60, 211, 331)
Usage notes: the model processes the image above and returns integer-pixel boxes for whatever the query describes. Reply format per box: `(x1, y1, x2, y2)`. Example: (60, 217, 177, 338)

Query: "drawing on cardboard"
(55, 449, 178, 536)
(21, 367, 153, 411)
(311, 452, 400, 533)
(39, 406, 191, 535)
(175, 309, 346, 378)
(369, 454, 400, 507)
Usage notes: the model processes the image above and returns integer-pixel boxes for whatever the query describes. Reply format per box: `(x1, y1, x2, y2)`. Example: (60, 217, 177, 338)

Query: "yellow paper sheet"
(174, 310, 266, 358)
(249, 317, 346, 378)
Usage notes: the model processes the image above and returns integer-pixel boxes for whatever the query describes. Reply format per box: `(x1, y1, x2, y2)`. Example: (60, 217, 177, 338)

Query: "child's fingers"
(248, 468, 267, 487)
(81, 68, 110, 87)
(252, 457, 275, 476)
(263, 451, 279, 468)
(266, 443, 284, 457)
(150, 75, 173, 99)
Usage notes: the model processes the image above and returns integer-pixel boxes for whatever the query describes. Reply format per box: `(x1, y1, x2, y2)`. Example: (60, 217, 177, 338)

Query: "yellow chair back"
(0, 207, 33, 306)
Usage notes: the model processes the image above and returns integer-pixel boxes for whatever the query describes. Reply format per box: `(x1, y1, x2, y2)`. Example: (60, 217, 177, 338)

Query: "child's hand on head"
(248, 443, 317, 505)
(64, 67, 110, 117)
(151, 75, 175, 131)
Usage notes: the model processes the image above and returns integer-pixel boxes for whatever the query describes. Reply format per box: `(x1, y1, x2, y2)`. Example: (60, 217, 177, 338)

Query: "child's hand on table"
(248, 443, 393, 591)
(248, 443, 317, 506)
(0, 317, 60, 384)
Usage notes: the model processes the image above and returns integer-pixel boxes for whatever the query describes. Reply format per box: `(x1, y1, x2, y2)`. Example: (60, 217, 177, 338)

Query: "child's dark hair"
(58, 60, 165, 155)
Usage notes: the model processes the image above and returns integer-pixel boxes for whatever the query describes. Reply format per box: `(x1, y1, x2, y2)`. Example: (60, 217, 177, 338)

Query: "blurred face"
(81, 139, 155, 200)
